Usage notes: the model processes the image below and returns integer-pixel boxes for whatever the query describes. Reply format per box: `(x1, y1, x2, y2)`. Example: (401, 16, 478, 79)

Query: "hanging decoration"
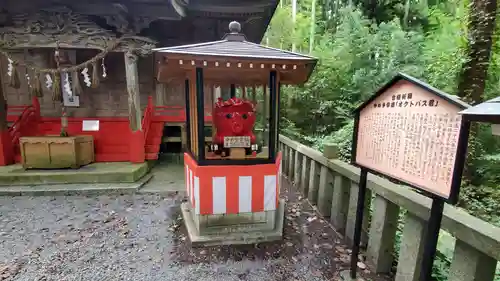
(81, 67, 91, 87)
(7, 58, 13, 77)
(71, 71, 82, 96)
(0, 35, 155, 91)
(52, 73, 62, 102)
(31, 71, 43, 98)
(25, 71, 31, 89)
(101, 58, 107, 79)
(45, 74, 53, 89)
(63, 72, 73, 98)
(7, 59, 21, 89)
(91, 61, 100, 88)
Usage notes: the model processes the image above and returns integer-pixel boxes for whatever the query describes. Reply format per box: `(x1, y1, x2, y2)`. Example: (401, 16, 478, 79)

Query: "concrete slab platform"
(138, 162, 185, 194)
(0, 162, 152, 186)
(181, 199, 286, 247)
(0, 174, 153, 196)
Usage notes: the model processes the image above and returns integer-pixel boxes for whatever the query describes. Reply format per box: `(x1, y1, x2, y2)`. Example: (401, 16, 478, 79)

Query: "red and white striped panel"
(184, 162, 281, 215)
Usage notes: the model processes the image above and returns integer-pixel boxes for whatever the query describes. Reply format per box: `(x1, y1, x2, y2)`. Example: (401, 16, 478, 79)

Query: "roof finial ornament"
(229, 21, 241, 34)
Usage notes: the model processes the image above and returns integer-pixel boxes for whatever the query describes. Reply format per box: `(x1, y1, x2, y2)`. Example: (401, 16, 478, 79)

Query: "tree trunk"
(291, 0, 297, 52)
(457, 0, 497, 182)
(309, 0, 317, 54)
(403, 0, 411, 28)
(457, 0, 497, 104)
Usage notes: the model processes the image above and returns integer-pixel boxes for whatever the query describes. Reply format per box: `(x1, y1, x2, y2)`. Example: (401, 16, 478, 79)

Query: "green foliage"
(266, 1, 500, 279)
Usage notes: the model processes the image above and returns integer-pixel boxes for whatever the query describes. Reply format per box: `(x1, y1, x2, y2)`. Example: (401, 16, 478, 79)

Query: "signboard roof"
(352, 73, 470, 204)
(354, 73, 469, 113)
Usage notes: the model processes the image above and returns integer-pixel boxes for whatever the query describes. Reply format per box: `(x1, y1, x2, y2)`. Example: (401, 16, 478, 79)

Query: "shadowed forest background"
(262, 0, 499, 279)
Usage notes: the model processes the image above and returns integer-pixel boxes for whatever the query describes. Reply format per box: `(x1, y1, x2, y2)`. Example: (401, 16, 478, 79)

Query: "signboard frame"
(346, 73, 471, 281)
(351, 73, 470, 205)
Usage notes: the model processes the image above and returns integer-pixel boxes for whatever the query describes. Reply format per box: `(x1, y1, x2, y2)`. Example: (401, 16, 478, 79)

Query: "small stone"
(307, 216, 317, 223)
(321, 243, 333, 249)
(286, 242, 293, 247)
(357, 262, 367, 269)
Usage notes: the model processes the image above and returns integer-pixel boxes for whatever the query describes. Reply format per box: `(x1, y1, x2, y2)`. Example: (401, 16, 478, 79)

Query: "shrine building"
(0, 0, 278, 168)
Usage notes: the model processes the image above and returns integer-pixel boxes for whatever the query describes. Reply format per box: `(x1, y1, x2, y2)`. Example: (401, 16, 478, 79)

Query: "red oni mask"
(213, 97, 257, 145)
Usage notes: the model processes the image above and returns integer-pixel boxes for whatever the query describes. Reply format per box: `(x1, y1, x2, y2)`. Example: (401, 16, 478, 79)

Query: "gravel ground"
(0, 179, 390, 281)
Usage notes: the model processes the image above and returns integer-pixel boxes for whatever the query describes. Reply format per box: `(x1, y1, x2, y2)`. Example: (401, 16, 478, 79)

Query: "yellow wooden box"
(20, 135, 95, 169)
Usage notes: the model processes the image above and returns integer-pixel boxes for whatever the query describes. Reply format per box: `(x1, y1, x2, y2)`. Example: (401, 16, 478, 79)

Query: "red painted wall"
(36, 117, 133, 162)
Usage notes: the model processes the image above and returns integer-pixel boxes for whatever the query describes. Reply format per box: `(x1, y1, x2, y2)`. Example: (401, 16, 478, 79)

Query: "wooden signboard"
(348, 73, 471, 281)
(353, 74, 469, 204)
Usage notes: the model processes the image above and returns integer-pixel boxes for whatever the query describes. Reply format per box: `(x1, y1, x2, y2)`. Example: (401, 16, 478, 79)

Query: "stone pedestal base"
(181, 199, 286, 247)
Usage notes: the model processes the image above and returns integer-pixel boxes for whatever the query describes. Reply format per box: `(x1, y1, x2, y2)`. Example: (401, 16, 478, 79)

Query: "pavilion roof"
(154, 21, 317, 85)
(154, 38, 317, 61)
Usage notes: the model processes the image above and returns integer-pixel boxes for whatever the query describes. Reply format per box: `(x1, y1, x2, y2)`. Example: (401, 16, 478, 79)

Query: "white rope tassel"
(81, 67, 91, 87)
(63, 72, 73, 98)
(101, 58, 107, 78)
(7, 58, 13, 77)
(45, 74, 53, 89)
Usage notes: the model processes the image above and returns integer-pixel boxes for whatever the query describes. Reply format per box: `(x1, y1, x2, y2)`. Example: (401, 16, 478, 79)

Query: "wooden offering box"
(20, 135, 95, 169)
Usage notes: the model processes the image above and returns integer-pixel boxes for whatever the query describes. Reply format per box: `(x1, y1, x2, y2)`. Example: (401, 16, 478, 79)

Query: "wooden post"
(155, 82, 165, 106)
(125, 51, 145, 163)
(262, 84, 268, 145)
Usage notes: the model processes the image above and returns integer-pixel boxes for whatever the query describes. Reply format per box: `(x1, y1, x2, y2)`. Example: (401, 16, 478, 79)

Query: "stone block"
(330, 174, 350, 233)
(448, 239, 497, 281)
(181, 199, 286, 247)
(395, 212, 426, 281)
(317, 166, 334, 217)
(367, 195, 399, 273)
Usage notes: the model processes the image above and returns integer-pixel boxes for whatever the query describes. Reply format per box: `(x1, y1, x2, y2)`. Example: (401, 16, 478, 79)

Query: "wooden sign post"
(350, 73, 471, 281)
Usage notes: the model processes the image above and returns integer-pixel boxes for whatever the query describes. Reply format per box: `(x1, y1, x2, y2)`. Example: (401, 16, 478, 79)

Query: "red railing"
(142, 96, 154, 140)
(8, 97, 41, 153)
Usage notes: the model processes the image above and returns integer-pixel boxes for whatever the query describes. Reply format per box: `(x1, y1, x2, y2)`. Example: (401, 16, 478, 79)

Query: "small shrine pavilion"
(154, 22, 317, 245)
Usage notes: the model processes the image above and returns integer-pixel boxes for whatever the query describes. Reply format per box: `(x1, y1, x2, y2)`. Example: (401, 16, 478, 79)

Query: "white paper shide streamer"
(45, 74, 53, 89)
(101, 58, 107, 78)
(81, 67, 91, 87)
(7, 58, 13, 77)
(63, 72, 73, 98)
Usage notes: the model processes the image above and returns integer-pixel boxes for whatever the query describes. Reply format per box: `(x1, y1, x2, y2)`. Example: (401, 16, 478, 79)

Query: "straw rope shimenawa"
(0, 35, 152, 74)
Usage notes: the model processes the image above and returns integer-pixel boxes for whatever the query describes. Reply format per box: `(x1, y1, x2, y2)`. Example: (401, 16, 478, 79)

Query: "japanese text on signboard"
(355, 81, 462, 199)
